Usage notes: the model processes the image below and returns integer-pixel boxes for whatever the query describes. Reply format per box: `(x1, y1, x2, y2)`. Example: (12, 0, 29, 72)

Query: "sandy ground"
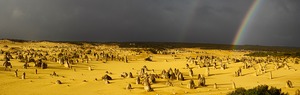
(0, 41, 299, 95)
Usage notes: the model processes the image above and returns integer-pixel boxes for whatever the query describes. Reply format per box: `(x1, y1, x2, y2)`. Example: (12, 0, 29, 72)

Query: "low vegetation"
(245, 51, 300, 58)
(228, 85, 288, 95)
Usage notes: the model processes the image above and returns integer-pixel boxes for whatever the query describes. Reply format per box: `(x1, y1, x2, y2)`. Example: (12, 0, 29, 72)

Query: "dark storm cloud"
(0, 0, 299, 47)
(241, 0, 300, 47)
(182, 0, 252, 44)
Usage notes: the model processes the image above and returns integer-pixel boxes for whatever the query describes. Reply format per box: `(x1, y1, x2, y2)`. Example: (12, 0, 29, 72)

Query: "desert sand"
(0, 40, 299, 95)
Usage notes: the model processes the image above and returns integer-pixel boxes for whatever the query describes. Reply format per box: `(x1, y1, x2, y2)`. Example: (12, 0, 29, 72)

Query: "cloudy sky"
(0, 0, 299, 47)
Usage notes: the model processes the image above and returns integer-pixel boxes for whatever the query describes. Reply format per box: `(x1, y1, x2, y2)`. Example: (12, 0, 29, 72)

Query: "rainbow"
(232, 0, 262, 47)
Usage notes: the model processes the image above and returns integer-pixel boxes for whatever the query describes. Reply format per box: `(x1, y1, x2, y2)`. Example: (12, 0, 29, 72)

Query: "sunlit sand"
(0, 40, 299, 95)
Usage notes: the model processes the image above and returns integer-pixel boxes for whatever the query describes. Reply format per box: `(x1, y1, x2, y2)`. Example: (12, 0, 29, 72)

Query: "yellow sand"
(0, 41, 299, 95)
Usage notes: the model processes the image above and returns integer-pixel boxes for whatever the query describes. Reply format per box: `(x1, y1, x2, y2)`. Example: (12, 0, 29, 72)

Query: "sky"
(0, 0, 299, 47)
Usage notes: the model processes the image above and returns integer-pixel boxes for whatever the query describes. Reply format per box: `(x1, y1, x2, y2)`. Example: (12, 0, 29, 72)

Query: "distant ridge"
(0, 38, 29, 43)
(1, 38, 299, 52)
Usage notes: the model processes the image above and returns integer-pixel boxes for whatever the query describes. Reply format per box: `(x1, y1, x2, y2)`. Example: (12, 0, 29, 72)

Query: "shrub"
(228, 87, 246, 95)
(227, 85, 288, 95)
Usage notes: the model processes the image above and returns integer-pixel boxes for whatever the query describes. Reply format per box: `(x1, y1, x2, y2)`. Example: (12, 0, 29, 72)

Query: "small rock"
(172, 92, 177, 94)
(56, 80, 62, 84)
(52, 71, 57, 76)
(126, 83, 132, 90)
(105, 80, 110, 84)
(88, 66, 92, 71)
